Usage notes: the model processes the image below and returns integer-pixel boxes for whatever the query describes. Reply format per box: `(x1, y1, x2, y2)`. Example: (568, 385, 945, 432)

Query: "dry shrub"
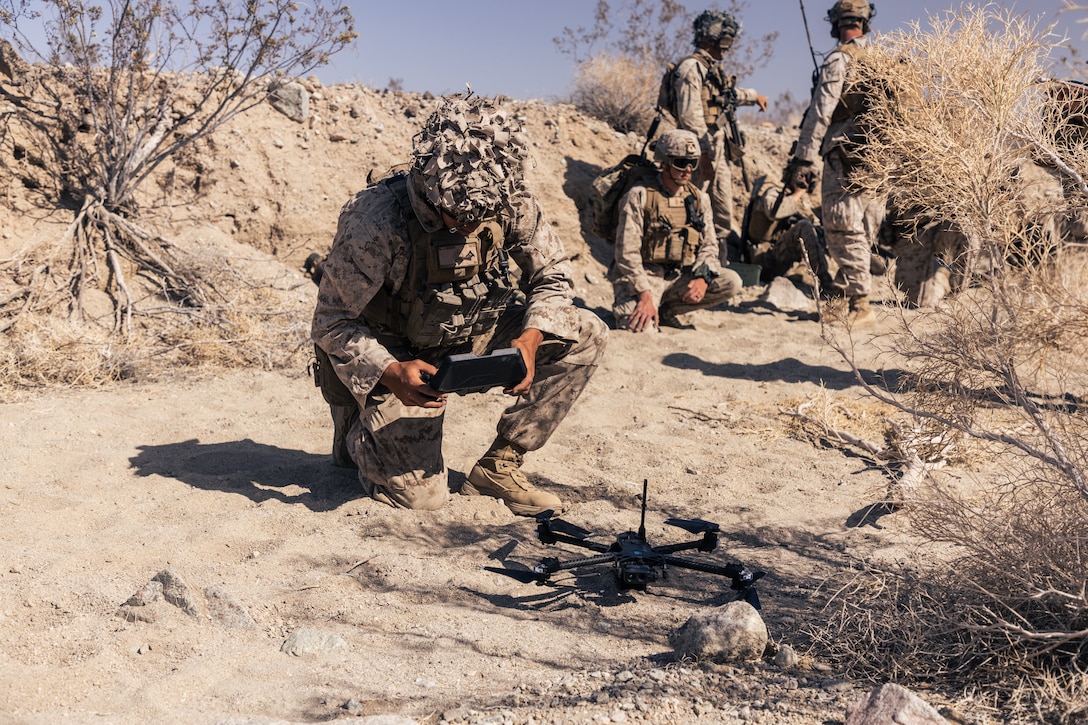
(807, 5, 1088, 719)
(0, 317, 138, 393)
(0, 232, 314, 390)
(569, 52, 659, 134)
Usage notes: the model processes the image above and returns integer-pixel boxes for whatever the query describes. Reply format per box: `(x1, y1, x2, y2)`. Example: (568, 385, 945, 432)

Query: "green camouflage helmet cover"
(827, 0, 874, 34)
(693, 9, 740, 45)
(410, 94, 531, 223)
(652, 129, 700, 165)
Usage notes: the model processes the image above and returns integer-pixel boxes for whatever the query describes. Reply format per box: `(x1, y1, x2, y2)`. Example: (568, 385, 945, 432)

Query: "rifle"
(721, 82, 751, 193)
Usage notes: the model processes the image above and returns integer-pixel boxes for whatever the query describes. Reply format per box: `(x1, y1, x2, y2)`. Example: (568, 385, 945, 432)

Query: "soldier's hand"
(755, 94, 769, 113)
(506, 328, 542, 397)
(628, 291, 659, 333)
(682, 277, 709, 304)
(380, 359, 447, 409)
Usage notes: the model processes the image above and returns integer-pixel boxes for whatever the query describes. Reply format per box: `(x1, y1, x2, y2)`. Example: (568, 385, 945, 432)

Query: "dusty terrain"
(0, 80, 987, 724)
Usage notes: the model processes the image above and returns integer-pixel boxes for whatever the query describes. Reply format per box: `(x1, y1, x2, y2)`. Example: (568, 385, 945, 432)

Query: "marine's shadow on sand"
(129, 438, 359, 511)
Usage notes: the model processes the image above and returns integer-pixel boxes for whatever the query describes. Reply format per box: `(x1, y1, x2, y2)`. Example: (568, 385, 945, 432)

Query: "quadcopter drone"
(485, 480, 765, 609)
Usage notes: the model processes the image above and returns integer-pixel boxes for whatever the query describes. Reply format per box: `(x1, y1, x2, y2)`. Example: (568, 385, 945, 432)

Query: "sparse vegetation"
(554, 0, 775, 133)
(807, 5, 1088, 720)
(0, 0, 354, 380)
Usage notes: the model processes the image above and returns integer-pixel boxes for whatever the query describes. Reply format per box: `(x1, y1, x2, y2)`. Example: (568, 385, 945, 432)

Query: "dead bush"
(569, 52, 659, 134)
(804, 5, 1088, 718)
(0, 0, 353, 382)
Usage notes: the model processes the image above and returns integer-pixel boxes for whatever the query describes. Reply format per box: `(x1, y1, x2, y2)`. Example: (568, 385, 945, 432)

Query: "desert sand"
(0, 80, 975, 724)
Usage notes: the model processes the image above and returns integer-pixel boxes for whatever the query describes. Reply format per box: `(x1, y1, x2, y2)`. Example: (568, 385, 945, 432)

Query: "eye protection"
(670, 157, 700, 170)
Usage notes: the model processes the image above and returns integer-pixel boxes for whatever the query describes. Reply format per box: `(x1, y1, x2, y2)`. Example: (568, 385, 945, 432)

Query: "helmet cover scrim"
(411, 94, 531, 223)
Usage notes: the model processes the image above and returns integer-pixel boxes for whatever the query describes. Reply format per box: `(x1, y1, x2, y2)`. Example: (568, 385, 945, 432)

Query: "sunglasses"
(670, 157, 700, 170)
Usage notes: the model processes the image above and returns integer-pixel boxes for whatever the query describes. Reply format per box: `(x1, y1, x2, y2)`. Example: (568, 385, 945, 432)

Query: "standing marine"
(311, 95, 608, 516)
(783, 0, 883, 325)
(664, 9, 768, 260)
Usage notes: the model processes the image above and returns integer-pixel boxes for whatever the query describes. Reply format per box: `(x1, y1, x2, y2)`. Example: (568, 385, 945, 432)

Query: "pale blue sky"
(328, 0, 1088, 107)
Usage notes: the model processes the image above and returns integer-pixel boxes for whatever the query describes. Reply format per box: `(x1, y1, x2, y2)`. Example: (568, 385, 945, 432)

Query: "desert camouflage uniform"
(673, 49, 763, 245)
(609, 177, 742, 327)
(793, 36, 884, 299)
(883, 207, 972, 308)
(312, 175, 607, 510)
(744, 178, 831, 286)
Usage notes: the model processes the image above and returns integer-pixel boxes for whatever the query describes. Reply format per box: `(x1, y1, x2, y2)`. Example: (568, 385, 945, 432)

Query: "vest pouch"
(427, 234, 482, 285)
(474, 274, 518, 333)
(404, 287, 470, 349)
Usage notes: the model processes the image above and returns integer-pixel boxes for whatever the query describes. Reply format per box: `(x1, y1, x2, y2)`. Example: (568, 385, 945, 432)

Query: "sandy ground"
(0, 80, 982, 725)
(0, 294, 952, 725)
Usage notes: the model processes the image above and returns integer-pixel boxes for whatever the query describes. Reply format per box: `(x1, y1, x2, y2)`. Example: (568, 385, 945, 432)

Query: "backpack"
(589, 153, 660, 243)
(654, 58, 686, 123)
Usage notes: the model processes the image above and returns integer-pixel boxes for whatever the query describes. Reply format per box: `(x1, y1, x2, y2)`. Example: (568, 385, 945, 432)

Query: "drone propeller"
(663, 517, 720, 534)
(535, 510, 595, 540)
(482, 566, 545, 584)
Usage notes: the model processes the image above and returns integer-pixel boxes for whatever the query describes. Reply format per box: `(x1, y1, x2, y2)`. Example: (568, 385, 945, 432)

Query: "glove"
(783, 157, 815, 193)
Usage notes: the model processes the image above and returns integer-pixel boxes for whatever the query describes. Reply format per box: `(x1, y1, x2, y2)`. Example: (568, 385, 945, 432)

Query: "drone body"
(486, 480, 765, 609)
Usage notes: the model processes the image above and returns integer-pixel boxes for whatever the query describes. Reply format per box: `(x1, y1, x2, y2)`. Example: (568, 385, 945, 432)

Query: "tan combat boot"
(847, 295, 876, 327)
(463, 438, 563, 516)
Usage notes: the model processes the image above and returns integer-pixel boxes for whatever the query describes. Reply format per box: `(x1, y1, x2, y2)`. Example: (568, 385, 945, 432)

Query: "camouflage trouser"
(822, 149, 885, 298)
(694, 131, 738, 261)
(610, 265, 742, 329)
(894, 220, 971, 308)
(344, 306, 607, 510)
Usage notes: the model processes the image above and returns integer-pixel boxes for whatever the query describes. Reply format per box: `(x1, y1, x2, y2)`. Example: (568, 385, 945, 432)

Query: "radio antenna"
(799, 0, 820, 74)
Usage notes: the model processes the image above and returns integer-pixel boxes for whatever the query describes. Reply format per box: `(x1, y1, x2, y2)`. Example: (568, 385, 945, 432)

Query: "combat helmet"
(827, 0, 874, 36)
(693, 9, 740, 48)
(652, 129, 700, 166)
(410, 94, 531, 223)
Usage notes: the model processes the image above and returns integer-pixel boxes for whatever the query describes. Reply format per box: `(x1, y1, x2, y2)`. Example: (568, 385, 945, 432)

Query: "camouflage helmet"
(410, 94, 531, 223)
(827, 0, 874, 35)
(652, 129, 700, 165)
(693, 9, 740, 46)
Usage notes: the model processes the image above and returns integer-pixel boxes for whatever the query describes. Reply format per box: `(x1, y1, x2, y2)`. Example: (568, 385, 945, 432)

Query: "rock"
(846, 683, 949, 724)
(775, 643, 800, 669)
(280, 627, 349, 656)
(669, 600, 768, 663)
(268, 82, 309, 123)
(203, 585, 256, 628)
(761, 276, 816, 312)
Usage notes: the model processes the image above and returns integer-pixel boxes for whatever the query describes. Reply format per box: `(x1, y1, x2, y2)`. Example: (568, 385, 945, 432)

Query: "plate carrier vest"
(361, 174, 518, 352)
(640, 180, 705, 268)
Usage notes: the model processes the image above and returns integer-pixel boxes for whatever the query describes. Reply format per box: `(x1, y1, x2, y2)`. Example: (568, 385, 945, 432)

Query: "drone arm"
(537, 553, 616, 574)
(651, 532, 719, 556)
(661, 555, 753, 580)
(537, 530, 612, 553)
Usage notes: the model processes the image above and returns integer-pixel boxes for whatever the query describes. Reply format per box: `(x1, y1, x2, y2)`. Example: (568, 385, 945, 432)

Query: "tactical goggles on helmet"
(670, 157, 700, 170)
